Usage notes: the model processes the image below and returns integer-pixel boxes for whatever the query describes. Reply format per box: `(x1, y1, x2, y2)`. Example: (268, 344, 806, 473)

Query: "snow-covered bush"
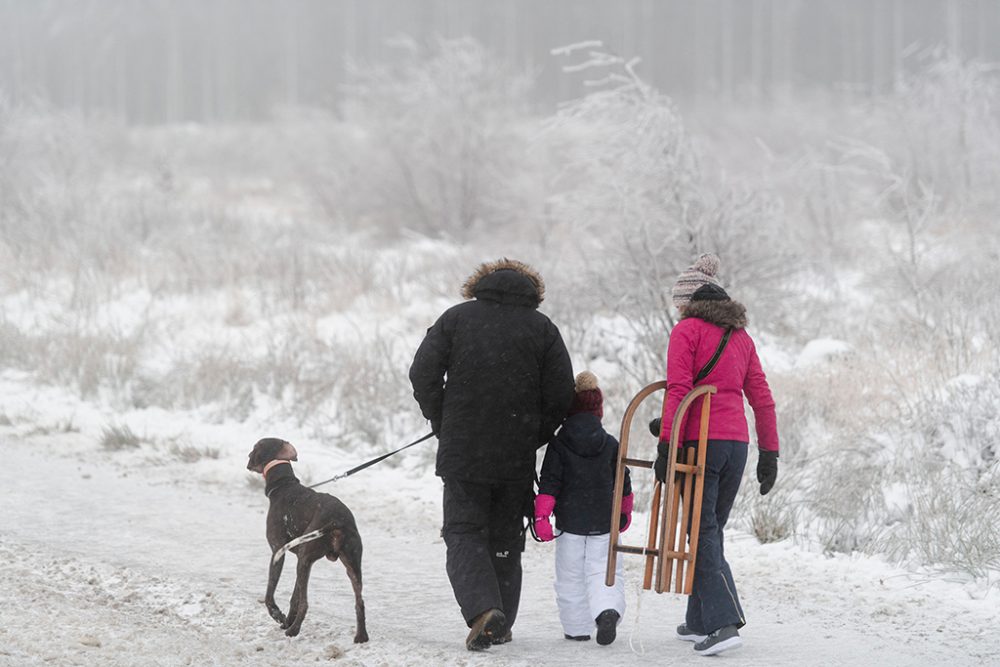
(543, 45, 802, 383)
(100, 423, 142, 451)
(337, 37, 540, 240)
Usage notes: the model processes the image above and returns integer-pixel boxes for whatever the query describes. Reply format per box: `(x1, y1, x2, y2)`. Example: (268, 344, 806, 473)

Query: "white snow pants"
(554, 532, 625, 637)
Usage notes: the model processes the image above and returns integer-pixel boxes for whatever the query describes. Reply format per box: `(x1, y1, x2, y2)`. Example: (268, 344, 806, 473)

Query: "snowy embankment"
(2, 377, 998, 667)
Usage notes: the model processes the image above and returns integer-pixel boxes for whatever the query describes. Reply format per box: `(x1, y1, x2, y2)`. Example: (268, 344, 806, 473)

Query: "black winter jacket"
(538, 413, 632, 535)
(409, 263, 575, 483)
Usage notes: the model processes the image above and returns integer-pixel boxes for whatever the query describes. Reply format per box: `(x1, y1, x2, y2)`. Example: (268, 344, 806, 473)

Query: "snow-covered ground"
(2, 376, 999, 667)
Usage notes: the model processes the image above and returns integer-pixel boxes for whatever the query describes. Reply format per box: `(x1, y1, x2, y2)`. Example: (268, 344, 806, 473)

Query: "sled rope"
(627, 577, 647, 656)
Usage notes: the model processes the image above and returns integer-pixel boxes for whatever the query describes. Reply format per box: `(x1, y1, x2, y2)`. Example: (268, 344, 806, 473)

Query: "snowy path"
(2, 435, 999, 666)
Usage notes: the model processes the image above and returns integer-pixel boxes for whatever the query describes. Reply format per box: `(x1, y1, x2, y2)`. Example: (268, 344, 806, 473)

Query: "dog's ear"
(278, 441, 298, 461)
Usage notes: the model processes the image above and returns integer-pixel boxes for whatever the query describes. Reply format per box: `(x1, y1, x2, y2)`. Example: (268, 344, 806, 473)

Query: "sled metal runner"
(605, 381, 716, 595)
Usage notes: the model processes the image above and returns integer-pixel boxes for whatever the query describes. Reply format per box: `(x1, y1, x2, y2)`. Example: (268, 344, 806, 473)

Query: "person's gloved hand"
(619, 493, 634, 532)
(648, 418, 662, 438)
(653, 440, 671, 483)
(430, 418, 442, 437)
(655, 441, 695, 485)
(757, 450, 778, 495)
(534, 493, 556, 541)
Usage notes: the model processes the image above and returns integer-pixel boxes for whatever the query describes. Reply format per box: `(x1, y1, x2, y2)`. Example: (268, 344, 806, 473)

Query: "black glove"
(648, 418, 662, 438)
(430, 418, 442, 437)
(653, 440, 684, 483)
(654, 453, 669, 483)
(757, 449, 778, 495)
(655, 441, 697, 485)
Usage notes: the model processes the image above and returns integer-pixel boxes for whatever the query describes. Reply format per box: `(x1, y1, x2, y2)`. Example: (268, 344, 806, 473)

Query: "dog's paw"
(284, 625, 301, 637)
(267, 608, 286, 626)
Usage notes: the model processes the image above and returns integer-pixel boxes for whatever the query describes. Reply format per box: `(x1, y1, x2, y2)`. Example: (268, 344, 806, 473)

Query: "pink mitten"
(619, 493, 635, 533)
(534, 493, 556, 542)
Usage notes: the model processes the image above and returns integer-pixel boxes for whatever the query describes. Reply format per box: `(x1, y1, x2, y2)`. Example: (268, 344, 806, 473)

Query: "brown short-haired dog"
(247, 437, 368, 642)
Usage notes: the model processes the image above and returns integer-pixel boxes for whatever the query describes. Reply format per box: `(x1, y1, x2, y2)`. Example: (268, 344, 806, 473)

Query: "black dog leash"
(308, 432, 434, 489)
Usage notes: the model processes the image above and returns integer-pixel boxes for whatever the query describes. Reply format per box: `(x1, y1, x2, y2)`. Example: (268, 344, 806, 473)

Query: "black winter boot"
(466, 609, 506, 651)
(595, 609, 620, 646)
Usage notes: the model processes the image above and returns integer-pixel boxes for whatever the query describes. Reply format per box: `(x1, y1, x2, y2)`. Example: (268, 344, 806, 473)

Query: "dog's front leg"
(283, 556, 316, 637)
(264, 553, 287, 626)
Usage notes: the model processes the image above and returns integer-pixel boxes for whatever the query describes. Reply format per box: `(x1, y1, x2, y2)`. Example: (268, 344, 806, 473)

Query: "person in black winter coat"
(409, 258, 575, 651)
(534, 372, 634, 646)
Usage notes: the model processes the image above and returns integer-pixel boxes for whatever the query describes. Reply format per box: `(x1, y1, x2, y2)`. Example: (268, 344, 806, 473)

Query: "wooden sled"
(605, 382, 716, 594)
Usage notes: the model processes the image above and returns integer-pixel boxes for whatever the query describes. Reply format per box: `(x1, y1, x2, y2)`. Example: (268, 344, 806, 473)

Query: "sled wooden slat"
(674, 447, 697, 593)
(605, 381, 666, 588)
(614, 545, 659, 556)
(657, 385, 716, 595)
(606, 381, 716, 598)
(642, 482, 662, 590)
(656, 459, 682, 593)
(683, 393, 712, 594)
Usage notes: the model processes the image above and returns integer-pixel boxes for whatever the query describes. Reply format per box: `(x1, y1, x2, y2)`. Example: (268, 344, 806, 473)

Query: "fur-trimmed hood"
(461, 258, 545, 308)
(681, 299, 748, 329)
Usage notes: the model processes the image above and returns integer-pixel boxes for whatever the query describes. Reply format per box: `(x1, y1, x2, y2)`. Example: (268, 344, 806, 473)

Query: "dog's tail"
(272, 529, 326, 564)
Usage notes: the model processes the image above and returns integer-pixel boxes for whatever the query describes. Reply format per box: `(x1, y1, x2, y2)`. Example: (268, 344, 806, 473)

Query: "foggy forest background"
(1, 1, 999, 586)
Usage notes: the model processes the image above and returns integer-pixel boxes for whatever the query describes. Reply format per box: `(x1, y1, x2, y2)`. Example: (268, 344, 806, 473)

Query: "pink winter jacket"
(660, 300, 779, 452)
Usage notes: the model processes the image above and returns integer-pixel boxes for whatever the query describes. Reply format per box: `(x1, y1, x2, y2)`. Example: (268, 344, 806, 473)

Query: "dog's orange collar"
(262, 459, 291, 479)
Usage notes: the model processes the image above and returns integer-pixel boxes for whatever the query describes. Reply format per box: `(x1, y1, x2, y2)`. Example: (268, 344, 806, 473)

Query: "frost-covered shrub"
(543, 45, 801, 383)
(100, 423, 142, 451)
(808, 444, 889, 554)
(748, 498, 797, 545)
(169, 443, 221, 463)
(879, 462, 1000, 578)
(134, 328, 337, 422)
(332, 335, 414, 451)
(338, 37, 538, 240)
(930, 375, 1000, 474)
(1, 325, 144, 401)
(545, 49, 700, 245)
(880, 53, 1000, 211)
(0, 99, 133, 284)
(137, 346, 258, 419)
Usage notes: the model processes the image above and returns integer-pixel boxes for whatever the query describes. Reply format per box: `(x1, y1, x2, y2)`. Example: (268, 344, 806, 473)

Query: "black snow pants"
(442, 477, 532, 628)
(685, 439, 748, 635)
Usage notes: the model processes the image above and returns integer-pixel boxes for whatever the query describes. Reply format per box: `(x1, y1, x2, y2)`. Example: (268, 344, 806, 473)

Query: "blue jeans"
(685, 440, 747, 635)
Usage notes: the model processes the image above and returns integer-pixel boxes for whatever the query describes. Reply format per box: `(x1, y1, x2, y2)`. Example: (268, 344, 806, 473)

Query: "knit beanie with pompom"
(568, 370, 603, 419)
(671, 253, 722, 309)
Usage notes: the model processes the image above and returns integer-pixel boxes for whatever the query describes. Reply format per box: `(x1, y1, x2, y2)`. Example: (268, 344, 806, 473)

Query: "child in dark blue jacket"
(534, 371, 633, 645)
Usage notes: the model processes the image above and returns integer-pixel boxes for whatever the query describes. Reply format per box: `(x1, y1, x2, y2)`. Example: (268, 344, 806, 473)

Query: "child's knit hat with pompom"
(568, 371, 603, 419)
(671, 253, 722, 309)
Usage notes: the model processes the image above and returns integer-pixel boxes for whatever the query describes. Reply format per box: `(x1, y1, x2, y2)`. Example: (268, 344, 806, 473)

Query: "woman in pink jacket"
(652, 253, 779, 657)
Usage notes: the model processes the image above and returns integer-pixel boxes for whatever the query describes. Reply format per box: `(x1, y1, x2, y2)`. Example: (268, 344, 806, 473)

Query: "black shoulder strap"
(694, 328, 732, 384)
